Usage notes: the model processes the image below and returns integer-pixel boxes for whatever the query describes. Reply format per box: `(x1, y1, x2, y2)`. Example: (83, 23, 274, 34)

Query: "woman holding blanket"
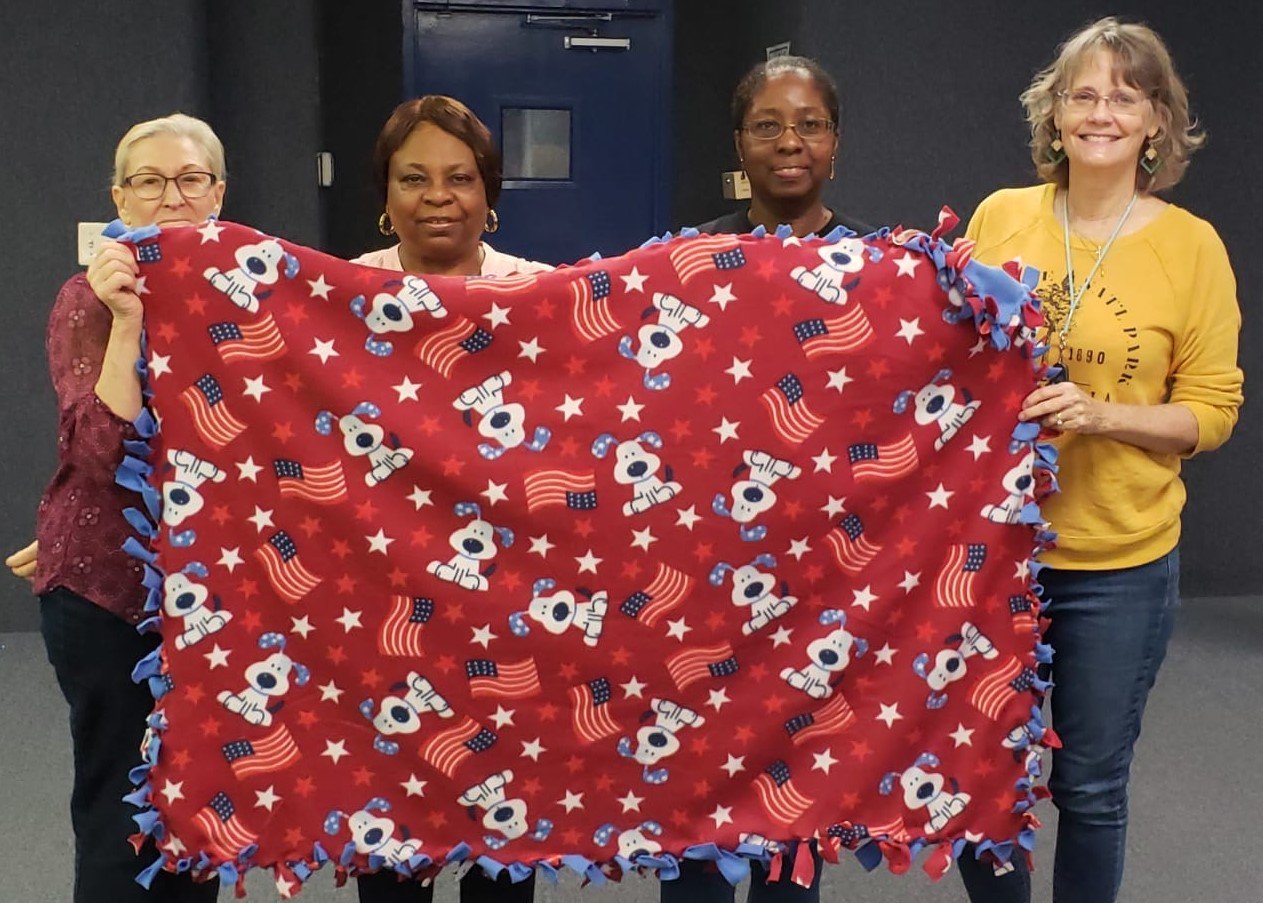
(31, 113, 225, 902)
(352, 95, 543, 902)
(959, 18, 1242, 903)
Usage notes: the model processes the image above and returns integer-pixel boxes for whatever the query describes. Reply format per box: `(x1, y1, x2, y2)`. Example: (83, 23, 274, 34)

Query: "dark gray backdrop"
(1, 1, 1256, 631)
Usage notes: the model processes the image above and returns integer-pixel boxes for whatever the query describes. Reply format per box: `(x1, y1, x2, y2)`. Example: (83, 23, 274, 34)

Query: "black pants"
(660, 843, 822, 903)
(40, 587, 218, 902)
(357, 867, 536, 901)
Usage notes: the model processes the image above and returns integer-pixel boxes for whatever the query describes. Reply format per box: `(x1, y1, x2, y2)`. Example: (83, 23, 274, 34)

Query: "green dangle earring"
(1046, 130, 1067, 165)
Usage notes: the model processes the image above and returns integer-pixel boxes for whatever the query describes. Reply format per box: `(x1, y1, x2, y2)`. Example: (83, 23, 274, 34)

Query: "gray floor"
(2, 596, 1259, 902)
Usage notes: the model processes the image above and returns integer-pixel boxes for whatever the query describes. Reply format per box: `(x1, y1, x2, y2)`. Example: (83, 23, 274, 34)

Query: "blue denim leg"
(957, 549, 1178, 903)
(660, 844, 821, 903)
(1041, 549, 1179, 903)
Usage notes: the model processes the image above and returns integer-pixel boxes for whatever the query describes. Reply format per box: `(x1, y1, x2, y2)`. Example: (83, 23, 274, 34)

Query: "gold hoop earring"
(377, 211, 395, 236)
(485, 209, 500, 234)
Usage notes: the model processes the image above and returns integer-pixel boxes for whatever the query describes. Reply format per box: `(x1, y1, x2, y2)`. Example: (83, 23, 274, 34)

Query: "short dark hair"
(731, 56, 840, 132)
(372, 96, 503, 207)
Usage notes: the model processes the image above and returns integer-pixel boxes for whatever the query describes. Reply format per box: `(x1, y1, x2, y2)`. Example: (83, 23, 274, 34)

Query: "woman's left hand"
(1019, 382, 1107, 435)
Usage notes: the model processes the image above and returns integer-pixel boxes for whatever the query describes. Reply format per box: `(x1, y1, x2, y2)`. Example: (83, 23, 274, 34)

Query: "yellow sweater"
(967, 184, 1243, 570)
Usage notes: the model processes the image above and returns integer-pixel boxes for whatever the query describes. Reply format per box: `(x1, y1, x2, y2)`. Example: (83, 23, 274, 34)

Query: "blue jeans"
(660, 843, 821, 903)
(40, 588, 219, 902)
(958, 549, 1179, 903)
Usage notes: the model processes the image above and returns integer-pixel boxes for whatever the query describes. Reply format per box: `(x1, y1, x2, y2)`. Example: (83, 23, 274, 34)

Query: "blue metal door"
(404, 2, 673, 266)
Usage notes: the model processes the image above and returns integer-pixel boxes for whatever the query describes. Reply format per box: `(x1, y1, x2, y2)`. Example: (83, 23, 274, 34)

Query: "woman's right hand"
(86, 240, 143, 322)
(5, 539, 38, 581)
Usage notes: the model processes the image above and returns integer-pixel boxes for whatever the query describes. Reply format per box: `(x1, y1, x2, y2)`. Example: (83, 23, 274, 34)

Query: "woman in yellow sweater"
(959, 18, 1242, 903)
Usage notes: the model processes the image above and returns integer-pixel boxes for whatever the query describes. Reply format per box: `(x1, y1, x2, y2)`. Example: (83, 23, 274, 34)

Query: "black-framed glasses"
(123, 171, 218, 200)
(741, 118, 836, 141)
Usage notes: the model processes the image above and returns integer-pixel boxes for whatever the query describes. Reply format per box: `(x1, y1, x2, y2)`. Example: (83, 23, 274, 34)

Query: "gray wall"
(2, 1, 1258, 631)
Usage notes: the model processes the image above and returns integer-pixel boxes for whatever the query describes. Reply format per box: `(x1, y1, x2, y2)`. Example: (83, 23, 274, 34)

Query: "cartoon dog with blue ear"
(790, 236, 881, 305)
(458, 770, 552, 850)
(618, 697, 705, 784)
(618, 292, 710, 390)
(508, 578, 608, 646)
(879, 752, 970, 835)
(315, 402, 413, 486)
(592, 432, 682, 515)
(217, 633, 309, 726)
(893, 369, 980, 451)
(452, 370, 550, 460)
(427, 502, 514, 591)
(709, 554, 798, 635)
(162, 448, 226, 546)
(164, 561, 232, 649)
(912, 622, 998, 708)
(203, 237, 299, 314)
(350, 275, 448, 356)
(781, 609, 867, 699)
(593, 821, 664, 863)
(359, 672, 454, 755)
(324, 798, 422, 866)
(713, 449, 801, 541)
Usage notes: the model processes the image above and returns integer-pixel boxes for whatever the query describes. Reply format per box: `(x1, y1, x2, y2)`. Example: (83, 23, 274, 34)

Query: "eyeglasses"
(122, 171, 218, 200)
(741, 118, 836, 141)
(1056, 89, 1149, 115)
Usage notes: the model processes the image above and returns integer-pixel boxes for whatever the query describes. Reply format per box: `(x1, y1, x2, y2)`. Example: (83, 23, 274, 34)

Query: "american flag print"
(254, 530, 321, 603)
(825, 514, 883, 575)
(523, 469, 598, 512)
(193, 792, 257, 860)
(619, 563, 693, 626)
(793, 306, 874, 358)
(414, 316, 493, 377)
(273, 459, 347, 505)
(221, 724, 300, 778)
(934, 543, 988, 609)
(669, 235, 747, 284)
(568, 270, 618, 341)
(569, 677, 622, 743)
(784, 692, 857, 746)
(208, 313, 286, 363)
(466, 273, 540, 296)
(465, 658, 542, 699)
(419, 718, 498, 777)
(1009, 594, 1038, 634)
(377, 595, 435, 657)
(180, 373, 246, 448)
(665, 642, 738, 690)
(753, 760, 813, 826)
(848, 435, 919, 481)
(136, 242, 162, 263)
(761, 374, 825, 446)
(969, 656, 1038, 720)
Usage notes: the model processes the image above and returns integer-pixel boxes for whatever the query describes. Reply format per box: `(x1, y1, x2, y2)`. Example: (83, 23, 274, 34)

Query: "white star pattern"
(707, 688, 731, 711)
(206, 645, 232, 670)
(309, 338, 338, 364)
(926, 483, 955, 509)
(306, 274, 333, 300)
(621, 267, 648, 293)
(322, 739, 349, 764)
(712, 417, 741, 443)
(898, 571, 922, 593)
(247, 507, 274, 532)
(876, 703, 903, 728)
(318, 681, 343, 703)
(575, 549, 602, 574)
(675, 506, 701, 530)
(518, 337, 545, 363)
(483, 302, 511, 329)
(894, 253, 921, 277)
(826, 367, 854, 393)
(621, 676, 647, 699)
(290, 615, 315, 639)
(555, 395, 584, 421)
(217, 547, 244, 573)
(896, 317, 925, 344)
(966, 434, 992, 460)
(812, 448, 838, 473)
(242, 375, 270, 402)
(481, 480, 509, 506)
(950, 724, 975, 748)
(366, 529, 394, 554)
(851, 585, 878, 611)
(471, 624, 497, 649)
(665, 618, 692, 641)
(149, 353, 171, 379)
(710, 805, 734, 827)
(197, 220, 224, 243)
(709, 283, 737, 310)
(631, 527, 657, 551)
(618, 791, 644, 813)
(401, 774, 427, 797)
(407, 486, 433, 509)
(769, 626, 794, 648)
(520, 738, 546, 761)
(821, 496, 847, 517)
(529, 534, 555, 558)
(335, 608, 363, 632)
(720, 755, 746, 777)
(725, 357, 753, 384)
(558, 791, 585, 813)
(490, 705, 515, 728)
(254, 786, 282, 812)
(236, 457, 262, 482)
(393, 377, 422, 402)
(812, 748, 839, 775)
(616, 396, 645, 422)
(873, 643, 897, 665)
(787, 537, 812, 561)
(160, 780, 185, 803)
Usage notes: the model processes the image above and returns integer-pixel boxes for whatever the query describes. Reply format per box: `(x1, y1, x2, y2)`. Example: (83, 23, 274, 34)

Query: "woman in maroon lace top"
(28, 113, 226, 903)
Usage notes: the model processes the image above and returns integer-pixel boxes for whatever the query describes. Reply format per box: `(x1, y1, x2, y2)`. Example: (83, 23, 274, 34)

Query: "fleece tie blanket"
(115, 213, 1057, 897)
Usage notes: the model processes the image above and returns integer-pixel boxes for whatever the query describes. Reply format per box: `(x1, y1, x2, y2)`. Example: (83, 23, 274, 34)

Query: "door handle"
(563, 35, 631, 52)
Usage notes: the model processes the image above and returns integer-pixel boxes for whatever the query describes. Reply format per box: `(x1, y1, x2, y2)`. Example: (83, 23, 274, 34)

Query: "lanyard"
(1057, 190, 1137, 348)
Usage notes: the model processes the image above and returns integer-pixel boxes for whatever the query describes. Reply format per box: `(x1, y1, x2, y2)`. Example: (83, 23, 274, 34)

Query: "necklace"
(1056, 190, 1137, 356)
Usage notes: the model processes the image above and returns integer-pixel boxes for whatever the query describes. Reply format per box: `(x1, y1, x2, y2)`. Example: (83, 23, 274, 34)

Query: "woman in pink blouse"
(30, 113, 225, 903)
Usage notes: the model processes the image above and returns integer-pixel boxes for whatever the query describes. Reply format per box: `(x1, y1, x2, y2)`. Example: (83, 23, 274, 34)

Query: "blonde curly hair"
(1022, 17, 1204, 193)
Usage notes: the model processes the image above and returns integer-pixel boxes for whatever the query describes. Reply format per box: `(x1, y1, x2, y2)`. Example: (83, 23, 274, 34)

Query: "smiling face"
(735, 72, 838, 206)
(1055, 50, 1157, 184)
(112, 133, 225, 228)
(386, 123, 489, 272)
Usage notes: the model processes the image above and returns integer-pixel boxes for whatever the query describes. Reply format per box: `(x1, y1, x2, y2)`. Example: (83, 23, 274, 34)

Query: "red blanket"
(117, 214, 1055, 896)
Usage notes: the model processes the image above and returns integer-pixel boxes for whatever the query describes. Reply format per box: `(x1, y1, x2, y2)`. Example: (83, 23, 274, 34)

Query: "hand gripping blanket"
(115, 214, 1057, 896)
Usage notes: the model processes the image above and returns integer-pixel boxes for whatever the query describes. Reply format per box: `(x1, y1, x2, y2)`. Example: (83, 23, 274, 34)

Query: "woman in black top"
(696, 56, 870, 238)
